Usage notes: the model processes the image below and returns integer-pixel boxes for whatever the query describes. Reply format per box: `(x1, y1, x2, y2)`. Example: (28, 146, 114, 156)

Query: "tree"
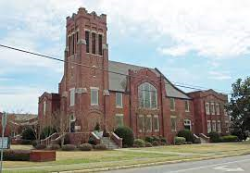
(51, 109, 71, 146)
(227, 77, 250, 140)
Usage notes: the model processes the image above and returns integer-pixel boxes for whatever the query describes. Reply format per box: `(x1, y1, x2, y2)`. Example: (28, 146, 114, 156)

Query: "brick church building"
(38, 7, 230, 144)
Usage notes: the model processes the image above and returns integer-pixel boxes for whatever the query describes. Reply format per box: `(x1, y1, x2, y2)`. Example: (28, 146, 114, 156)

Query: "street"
(106, 154, 250, 173)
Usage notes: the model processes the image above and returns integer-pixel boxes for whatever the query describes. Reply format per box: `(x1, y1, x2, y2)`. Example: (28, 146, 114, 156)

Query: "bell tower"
(63, 7, 109, 132)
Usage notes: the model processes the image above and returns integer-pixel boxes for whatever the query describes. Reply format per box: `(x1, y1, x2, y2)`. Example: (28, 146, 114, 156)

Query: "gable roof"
(108, 61, 190, 99)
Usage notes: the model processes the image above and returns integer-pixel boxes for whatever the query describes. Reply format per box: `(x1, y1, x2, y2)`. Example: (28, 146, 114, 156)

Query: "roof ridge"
(109, 60, 155, 70)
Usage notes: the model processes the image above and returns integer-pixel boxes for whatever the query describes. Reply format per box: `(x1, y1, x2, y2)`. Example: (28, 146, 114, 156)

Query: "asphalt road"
(106, 154, 250, 173)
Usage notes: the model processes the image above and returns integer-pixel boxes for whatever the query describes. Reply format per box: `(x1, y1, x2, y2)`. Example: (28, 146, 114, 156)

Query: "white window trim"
(211, 102, 215, 115)
(217, 120, 221, 133)
(146, 115, 152, 132)
(185, 100, 190, 112)
(90, 87, 99, 106)
(138, 114, 144, 133)
(153, 115, 159, 132)
(116, 93, 123, 108)
(170, 98, 175, 111)
(70, 88, 75, 106)
(212, 120, 217, 131)
(171, 116, 177, 132)
(207, 120, 211, 133)
(115, 114, 124, 127)
(184, 119, 192, 130)
(205, 102, 210, 115)
(43, 101, 46, 116)
(216, 103, 220, 115)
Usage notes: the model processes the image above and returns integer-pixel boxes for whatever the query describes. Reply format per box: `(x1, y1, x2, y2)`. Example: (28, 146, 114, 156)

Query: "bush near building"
(220, 135, 238, 142)
(78, 143, 93, 151)
(114, 126, 134, 147)
(133, 139, 146, 147)
(177, 129, 194, 143)
(174, 137, 186, 145)
(208, 131, 221, 143)
(62, 144, 76, 151)
(21, 128, 36, 141)
(3, 150, 31, 161)
(94, 144, 107, 150)
(47, 144, 61, 150)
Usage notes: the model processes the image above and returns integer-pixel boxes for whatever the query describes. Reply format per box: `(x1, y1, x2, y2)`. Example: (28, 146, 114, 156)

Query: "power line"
(0, 44, 230, 94)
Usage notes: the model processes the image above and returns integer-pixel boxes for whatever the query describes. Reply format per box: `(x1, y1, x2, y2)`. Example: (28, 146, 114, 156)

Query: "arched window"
(138, 82, 157, 109)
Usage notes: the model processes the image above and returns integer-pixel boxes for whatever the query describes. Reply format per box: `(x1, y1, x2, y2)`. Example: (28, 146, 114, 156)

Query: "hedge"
(78, 143, 93, 151)
(115, 126, 134, 147)
(47, 144, 61, 150)
(3, 150, 31, 161)
(133, 139, 145, 147)
(94, 144, 107, 150)
(220, 135, 238, 142)
(177, 129, 194, 142)
(208, 131, 221, 143)
(62, 144, 76, 151)
(174, 137, 186, 145)
(145, 142, 153, 147)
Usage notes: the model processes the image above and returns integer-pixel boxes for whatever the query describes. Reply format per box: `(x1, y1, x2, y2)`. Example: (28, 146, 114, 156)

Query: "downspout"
(160, 74, 165, 138)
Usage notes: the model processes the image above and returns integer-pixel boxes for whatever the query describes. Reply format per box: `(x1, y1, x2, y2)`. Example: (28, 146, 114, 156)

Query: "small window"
(171, 116, 177, 132)
(85, 31, 90, 53)
(43, 101, 46, 115)
(211, 103, 215, 115)
(91, 88, 99, 106)
(170, 98, 175, 111)
(212, 121, 216, 131)
(216, 103, 220, 115)
(217, 121, 221, 133)
(184, 119, 191, 130)
(138, 115, 144, 133)
(116, 93, 123, 108)
(92, 32, 96, 54)
(205, 102, 210, 115)
(115, 114, 124, 127)
(145, 115, 152, 132)
(98, 34, 103, 55)
(207, 120, 211, 133)
(70, 88, 75, 106)
(185, 100, 190, 112)
(153, 115, 159, 132)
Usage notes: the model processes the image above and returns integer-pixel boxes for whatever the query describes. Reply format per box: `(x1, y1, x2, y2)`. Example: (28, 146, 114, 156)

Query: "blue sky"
(0, 0, 249, 113)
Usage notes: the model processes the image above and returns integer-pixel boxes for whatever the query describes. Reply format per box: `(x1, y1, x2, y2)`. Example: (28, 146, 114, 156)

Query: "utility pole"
(0, 112, 8, 173)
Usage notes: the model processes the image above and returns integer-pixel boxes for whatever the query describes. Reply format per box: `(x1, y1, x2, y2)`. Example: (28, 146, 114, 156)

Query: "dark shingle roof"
(108, 61, 190, 99)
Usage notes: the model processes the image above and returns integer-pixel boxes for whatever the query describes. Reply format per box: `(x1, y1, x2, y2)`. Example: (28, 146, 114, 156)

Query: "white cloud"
(98, 0, 250, 58)
(0, 86, 45, 113)
(209, 71, 232, 80)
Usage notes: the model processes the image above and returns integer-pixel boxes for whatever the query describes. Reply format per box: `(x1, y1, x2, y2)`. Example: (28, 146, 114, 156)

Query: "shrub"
(160, 137, 167, 145)
(62, 144, 76, 151)
(115, 126, 134, 147)
(40, 126, 56, 139)
(32, 140, 38, 148)
(88, 136, 97, 145)
(231, 129, 248, 141)
(94, 123, 101, 131)
(94, 144, 107, 150)
(48, 144, 61, 150)
(34, 144, 46, 150)
(78, 143, 93, 151)
(177, 129, 194, 143)
(133, 139, 145, 148)
(174, 137, 186, 145)
(3, 150, 31, 161)
(145, 142, 153, 147)
(208, 131, 221, 143)
(21, 128, 36, 141)
(152, 141, 160, 146)
(145, 136, 154, 143)
(221, 135, 238, 142)
(152, 136, 160, 142)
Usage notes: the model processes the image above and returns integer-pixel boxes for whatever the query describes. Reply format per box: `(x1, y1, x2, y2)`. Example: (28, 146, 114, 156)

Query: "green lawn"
(4, 142, 250, 173)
